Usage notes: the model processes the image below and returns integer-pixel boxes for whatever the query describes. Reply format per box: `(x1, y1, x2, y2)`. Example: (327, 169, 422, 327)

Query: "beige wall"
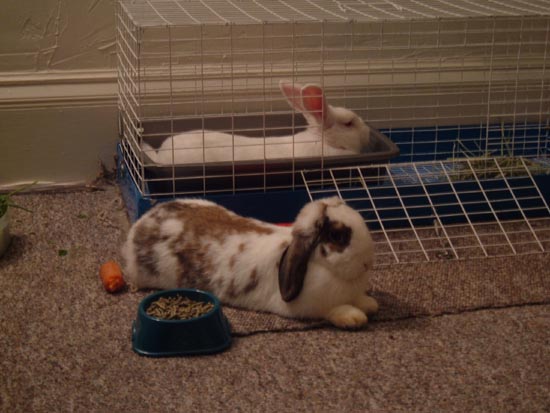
(1, 0, 116, 71)
(0, 0, 119, 189)
(1, 106, 118, 185)
(1, 3, 547, 189)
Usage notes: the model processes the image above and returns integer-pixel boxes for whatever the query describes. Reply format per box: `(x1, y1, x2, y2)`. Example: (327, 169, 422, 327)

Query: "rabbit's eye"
(329, 229, 345, 244)
(323, 221, 352, 251)
(344, 120, 354, 127)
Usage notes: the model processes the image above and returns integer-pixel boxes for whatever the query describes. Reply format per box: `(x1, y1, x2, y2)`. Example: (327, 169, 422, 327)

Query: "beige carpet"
(2, 184, 549, 336)
(1, 184, 549, 412)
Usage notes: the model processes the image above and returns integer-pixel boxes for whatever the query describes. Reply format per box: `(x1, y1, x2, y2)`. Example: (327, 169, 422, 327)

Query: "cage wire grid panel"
(117, 0, 550, 195)
(117, 0, 550, 265)
(302, 157, 550, 266)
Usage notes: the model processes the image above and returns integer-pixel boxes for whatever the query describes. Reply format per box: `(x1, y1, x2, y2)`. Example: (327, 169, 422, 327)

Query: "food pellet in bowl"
(146, 295, 215, 320)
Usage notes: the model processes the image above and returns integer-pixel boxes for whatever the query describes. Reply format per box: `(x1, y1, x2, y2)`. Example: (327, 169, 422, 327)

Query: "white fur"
(122, 197, 377, 329)
(143, 80, 374, 165)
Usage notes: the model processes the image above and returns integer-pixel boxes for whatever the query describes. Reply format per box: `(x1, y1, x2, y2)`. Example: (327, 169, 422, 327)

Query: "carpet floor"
(1, 184, 549, 412)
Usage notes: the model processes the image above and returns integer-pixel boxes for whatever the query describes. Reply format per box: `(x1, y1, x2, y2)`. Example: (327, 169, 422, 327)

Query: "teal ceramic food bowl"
(132, 289, 231, 357)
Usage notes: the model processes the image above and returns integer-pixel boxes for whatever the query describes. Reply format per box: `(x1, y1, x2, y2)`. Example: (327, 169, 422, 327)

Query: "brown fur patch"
(243, 268, 259, 294)
(161, 201, 274, 238)
(209, 277, 224, 294)
(131, 200, 274, 292)
(229, 244, 245, 271)
(321, 220, 352, 253)
(226, 278, 239, 298)
(132, 223, 161, 277)
(170, 236, 212, 290)
(229, 254, 237, 270)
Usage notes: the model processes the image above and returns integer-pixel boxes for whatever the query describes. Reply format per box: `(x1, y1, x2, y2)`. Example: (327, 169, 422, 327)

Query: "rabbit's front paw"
(355, 295, 379, 315)
(327, 305, 368, 329)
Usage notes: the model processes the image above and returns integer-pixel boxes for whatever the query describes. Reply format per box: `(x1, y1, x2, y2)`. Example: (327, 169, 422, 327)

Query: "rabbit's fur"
(143, 80, 376, 165)
(122, 197, 378, 329)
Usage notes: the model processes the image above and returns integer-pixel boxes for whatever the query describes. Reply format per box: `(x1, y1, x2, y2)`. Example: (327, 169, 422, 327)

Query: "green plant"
(0, 182, 36, 217)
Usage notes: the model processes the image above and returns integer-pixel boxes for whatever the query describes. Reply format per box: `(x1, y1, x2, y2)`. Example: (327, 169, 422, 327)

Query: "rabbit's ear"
(279, 80, 306, 112)
(278, 202, 328, 302)
(301, 84, 333, 128)
(280, 81, 334, 129)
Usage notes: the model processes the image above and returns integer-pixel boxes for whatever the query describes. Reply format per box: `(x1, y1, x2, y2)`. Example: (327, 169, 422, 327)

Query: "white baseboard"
(0, 69, 118, 110)
(0, 180, 89, 194)
(0, 70, 120, 186)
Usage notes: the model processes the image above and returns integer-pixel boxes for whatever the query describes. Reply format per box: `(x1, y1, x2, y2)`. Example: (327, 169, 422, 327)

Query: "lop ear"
(278, 201, 328, 302)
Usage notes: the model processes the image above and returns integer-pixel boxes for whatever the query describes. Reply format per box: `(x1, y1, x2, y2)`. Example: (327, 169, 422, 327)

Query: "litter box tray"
(143, 127, 399, 195)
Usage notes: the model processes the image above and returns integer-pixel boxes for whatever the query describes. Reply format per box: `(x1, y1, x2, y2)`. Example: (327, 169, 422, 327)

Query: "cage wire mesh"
(117, 0, 550, 265)
(301, 158, 550, 266)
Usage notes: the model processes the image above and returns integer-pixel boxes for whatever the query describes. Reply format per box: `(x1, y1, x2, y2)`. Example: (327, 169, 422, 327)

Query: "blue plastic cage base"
(119, 154, 550, 230)
(386, 123, 550, 164)
(117, 144, 309, 223)
(118, 123, 550, 226)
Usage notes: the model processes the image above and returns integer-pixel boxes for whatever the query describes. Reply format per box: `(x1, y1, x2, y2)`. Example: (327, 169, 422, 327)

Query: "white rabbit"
(122, 197, 378, 329)
(143, 80, 376, 165)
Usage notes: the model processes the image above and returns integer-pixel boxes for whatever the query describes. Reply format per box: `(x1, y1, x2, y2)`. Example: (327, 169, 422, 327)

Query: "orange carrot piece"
(99, 260, 126, 293)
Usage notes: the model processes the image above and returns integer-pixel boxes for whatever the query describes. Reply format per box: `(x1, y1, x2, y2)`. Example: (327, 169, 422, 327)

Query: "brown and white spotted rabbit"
(122, 197, 378, 329)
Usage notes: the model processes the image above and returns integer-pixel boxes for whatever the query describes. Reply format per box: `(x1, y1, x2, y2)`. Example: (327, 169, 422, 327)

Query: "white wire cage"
(116, 0, 550, 265)
(301, 158, 550, 266)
